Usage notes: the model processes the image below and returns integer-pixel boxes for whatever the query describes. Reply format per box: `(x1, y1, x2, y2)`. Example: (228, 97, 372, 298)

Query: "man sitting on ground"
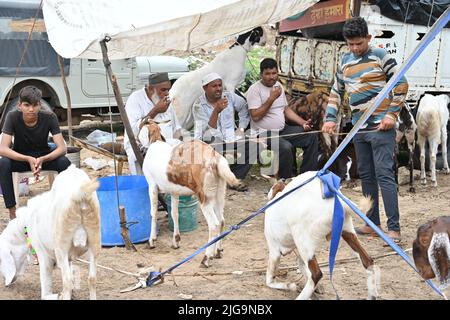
(0, 86, 71, 220)
(124, 72, 182, 174)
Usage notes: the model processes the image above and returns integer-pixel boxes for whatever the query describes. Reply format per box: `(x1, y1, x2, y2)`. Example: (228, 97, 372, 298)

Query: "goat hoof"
(432, 181, 437, 187)
(214, 249, 223, 259)
(409, 187, 416, 193)
(314, 284, 325, 294)
(288, 283, 298, 291)
(43, 293, 59, 300)
(200, 256, 211, 268)
(171, 243, 180, 249)
(421, 179, 427, 185)
(147, 241, 156, 249)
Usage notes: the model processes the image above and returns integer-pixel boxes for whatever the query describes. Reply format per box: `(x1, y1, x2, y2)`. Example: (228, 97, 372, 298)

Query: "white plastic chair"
(12, 170, 58, 207)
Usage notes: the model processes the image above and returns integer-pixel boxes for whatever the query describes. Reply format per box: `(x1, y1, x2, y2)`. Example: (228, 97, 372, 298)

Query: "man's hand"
(269, 86, 282, 102)
(26, 156, 40, 179)
(235, 128, 245, 140)
(322, 121, 337, 134)
(302, 119, 312, 132)
(378, 116, 396, 131)
(35, 157, 44, 176)
(213, 97, 228, 113)
(153, 96, 171, 114)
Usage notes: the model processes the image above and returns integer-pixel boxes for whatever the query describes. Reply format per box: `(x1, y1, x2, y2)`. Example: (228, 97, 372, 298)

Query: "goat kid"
(413, 216, 450, 290)
(0, 165, 100, 300)
(395, 103, 417, 192)
(265, 172, 379, 300)
(416, 94, 450, 187)
(139, 120, 241, 267)
(169, 27, 266, 129)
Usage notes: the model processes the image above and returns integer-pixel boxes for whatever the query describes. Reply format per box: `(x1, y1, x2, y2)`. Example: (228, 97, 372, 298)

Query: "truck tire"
(0, 97, 54, 130)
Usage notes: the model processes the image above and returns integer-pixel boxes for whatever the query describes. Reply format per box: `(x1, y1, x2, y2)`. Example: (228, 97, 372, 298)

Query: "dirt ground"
(1, 147, 449, 301)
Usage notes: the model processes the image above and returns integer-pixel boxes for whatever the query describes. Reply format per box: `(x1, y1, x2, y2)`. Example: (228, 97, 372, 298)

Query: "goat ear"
(138, 126, 150, 147)
(285, 178, 293, 184)
(0, 245, 17, 286)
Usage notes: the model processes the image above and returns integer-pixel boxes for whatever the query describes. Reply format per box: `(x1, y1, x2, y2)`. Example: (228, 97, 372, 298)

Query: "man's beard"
(150, 92, 161, 105)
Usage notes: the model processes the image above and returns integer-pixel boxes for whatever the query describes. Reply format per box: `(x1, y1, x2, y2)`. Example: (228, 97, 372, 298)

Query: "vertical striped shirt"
(325, 46, 408, 128)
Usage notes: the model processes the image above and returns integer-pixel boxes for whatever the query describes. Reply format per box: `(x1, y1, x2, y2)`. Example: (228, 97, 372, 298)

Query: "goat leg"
(148, 186, 159, 249)
(296, 256, 322, 300)
(341, 231, 378, 300)
(266, 251, 297, 292)
(170, 195, 181, 249)
(409, 149, 415, 193)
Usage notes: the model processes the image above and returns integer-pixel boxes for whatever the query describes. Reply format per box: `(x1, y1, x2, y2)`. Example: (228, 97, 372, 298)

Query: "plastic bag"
(86, 130, 116, 145)
(83, 157, 109, 170)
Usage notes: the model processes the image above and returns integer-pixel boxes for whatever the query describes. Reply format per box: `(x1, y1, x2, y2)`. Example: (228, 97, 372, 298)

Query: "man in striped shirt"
(323, 17, 408, 243)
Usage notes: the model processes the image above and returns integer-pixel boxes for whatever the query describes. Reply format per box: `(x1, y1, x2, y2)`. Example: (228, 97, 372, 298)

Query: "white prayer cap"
(201, 73, 222, 86)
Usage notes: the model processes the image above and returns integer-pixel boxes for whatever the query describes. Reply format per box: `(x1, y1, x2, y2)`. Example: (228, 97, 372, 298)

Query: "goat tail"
(72, 178, 100, 202)
(358, 196, 373, 216)
(216, 155, 240, 187)
(344, 196, 373, 217)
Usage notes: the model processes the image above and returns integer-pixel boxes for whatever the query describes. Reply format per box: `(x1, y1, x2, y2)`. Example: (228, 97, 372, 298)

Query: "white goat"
(139, 119, 241, 267)
(416, 94, 450, 187)
(0, 165, 101, 300)
(169, 27, 266, 129)
(265, 172, 379, 300)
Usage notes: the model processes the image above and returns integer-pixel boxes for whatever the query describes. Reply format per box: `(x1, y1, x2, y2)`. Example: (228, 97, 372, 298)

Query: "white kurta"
(123, 87, 181, 174)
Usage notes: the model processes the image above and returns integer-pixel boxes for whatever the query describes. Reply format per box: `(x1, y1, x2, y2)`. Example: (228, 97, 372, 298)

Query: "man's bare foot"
(9, 207, 16, 220)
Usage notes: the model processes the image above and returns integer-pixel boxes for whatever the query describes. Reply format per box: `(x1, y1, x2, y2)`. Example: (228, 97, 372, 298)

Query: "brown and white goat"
(265, 172, 379, 300)
(139, 120, 241, 267)
(288, 91, 358, 183)
(0, 165, 100, 299)
(413, 216, 450, 290)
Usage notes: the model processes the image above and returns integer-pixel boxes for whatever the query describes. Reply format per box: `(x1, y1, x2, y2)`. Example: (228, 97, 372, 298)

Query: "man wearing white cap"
(192, 72, 254, 191)
(124, 72, 182, 175)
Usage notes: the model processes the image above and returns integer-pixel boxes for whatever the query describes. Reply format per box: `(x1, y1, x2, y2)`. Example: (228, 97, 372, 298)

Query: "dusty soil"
(1, 147, 449, 301)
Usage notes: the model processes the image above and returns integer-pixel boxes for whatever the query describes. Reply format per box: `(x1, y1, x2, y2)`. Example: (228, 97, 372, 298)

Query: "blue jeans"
(353, 128, 400, 231)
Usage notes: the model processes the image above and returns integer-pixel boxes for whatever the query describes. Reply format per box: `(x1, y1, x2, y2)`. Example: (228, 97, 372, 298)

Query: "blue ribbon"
(318, 172, 343, 280)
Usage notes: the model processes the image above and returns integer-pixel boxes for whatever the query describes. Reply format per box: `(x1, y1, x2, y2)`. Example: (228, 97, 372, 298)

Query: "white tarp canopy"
(42, 0, 318, 59)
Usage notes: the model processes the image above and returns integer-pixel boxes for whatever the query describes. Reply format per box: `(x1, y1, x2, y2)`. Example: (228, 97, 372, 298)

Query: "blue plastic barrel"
(97, 175, 151, 246)
(164, 194, 199, 232)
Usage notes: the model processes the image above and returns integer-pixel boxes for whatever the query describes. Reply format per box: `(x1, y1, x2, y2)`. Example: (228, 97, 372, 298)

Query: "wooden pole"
(57, 54, 73, 146)
(99, 38, 144, 169)
(119, 206, 137, 251)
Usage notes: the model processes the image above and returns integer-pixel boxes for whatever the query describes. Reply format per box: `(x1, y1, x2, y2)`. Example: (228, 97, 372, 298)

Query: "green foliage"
(238, 46, 275, 93)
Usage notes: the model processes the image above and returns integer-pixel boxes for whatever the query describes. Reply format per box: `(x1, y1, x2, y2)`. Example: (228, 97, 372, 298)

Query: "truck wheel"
(0, 97, 54, 130)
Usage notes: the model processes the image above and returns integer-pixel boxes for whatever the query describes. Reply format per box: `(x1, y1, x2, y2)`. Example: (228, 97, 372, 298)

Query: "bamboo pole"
(119, 206, 137, 251)
(57, 54, 73, 146)
(99, 38, 144, 169)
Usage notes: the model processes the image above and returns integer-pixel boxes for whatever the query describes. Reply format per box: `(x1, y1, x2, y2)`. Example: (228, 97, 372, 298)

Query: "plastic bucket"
(164, 194, 199, 232)
(97, 175, 151, 246)
(66, 146, 81, 168)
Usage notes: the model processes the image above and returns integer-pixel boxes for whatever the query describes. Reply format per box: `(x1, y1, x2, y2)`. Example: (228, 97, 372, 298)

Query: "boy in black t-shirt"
(0, 86, 71, 219)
